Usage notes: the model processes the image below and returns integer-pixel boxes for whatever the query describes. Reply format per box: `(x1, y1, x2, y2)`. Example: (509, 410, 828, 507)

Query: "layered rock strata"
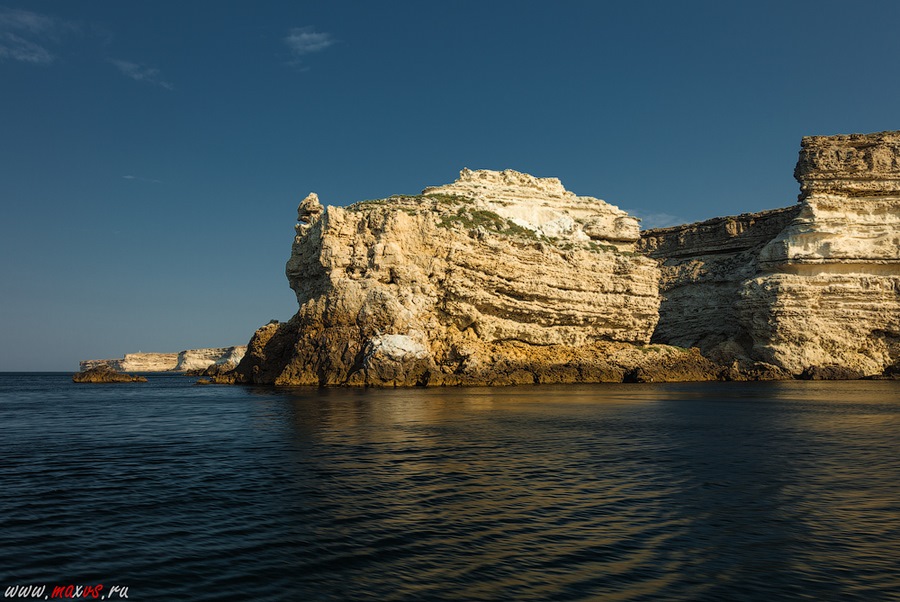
(641, 131, 900, 376)
(174, 346, 246, 371)
(231, 169, 698, 386)
(79, 353, 178, 373)
(743, 132, 900, 374)
(639, 207, 801, 354)
(80, 346, 246, 373)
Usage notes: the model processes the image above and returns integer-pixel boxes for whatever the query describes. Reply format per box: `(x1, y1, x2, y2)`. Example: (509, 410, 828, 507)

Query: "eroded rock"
(233, 169, 671, 386)
(73, 366, 147, 383)
(640, 131, 900, 377)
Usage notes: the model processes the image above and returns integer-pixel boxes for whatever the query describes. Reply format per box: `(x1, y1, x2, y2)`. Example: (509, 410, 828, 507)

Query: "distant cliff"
(80, 346, 246, 373)
(639, 131, 900, 376)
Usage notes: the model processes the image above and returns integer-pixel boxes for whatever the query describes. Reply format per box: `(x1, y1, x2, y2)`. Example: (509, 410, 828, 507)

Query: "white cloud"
(110, 59, 173, 90)
(0, 7, 74, 64)
(285, 26, 334, 63)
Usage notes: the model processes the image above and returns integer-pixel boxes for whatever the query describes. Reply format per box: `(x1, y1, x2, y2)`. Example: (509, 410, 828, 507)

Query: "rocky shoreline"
(211, 131, 898, 386)
(73, 366, 147, 383)
(79, 131, 900, 387)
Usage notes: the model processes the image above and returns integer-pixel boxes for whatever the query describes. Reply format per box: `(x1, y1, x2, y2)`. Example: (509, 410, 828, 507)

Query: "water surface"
(1, 374, 899, 600)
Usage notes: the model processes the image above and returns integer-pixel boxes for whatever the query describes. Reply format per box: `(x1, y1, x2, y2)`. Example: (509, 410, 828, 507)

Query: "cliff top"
(795, 129, 900, 198)
(328, 168, 641, 244)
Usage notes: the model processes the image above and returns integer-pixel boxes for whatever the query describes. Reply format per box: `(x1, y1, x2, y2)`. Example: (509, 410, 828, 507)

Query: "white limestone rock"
(235, 169, 664, 386)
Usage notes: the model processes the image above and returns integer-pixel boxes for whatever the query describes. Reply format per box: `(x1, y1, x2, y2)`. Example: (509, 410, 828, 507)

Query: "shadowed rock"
(73, 366, 147, 383)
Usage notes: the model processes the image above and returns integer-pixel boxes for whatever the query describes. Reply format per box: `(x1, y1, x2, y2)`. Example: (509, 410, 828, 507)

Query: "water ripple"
(1, 376, 899, 600)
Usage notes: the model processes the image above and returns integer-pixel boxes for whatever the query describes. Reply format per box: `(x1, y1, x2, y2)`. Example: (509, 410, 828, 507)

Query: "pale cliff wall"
(79, 353, 179, 372)
(641, 131, 900, 375)
(80, 347, 247, 373)
(233, 169, 686, 386)
(740, 132, 900, 374)
(638, 207, 800, 353)
(175, 346, 247, 371)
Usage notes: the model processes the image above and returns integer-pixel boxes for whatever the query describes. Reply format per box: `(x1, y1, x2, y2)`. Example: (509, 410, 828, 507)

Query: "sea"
(1, 373, 899, 601)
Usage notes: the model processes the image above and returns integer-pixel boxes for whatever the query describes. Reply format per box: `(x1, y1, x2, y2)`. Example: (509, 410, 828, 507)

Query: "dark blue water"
(1, 374, 899, 601)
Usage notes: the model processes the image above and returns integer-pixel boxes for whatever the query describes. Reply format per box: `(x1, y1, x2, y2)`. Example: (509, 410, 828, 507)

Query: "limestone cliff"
(231, 169, 702, 386)
(639, 207, 800, 354)
(174, 346, 247, 371)
(742, 132, 900, 374)
(80, 346, 246, 373)
(79, 353, 178, 373)
(640, 131, 900, 376)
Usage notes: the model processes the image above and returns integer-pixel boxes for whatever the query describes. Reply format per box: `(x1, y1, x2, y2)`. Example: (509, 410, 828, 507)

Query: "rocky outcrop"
(641, 130, 900, 377)
(740, 132, 900, 375)
(174, 346, 246, 372)
(80, 346, 246, 373)
(73, 366, 147, 383)
(231, 169, 698, 386)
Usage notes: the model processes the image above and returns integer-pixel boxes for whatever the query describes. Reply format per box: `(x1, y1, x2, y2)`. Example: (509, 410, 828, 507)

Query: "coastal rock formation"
(232, 169, 686, 386)
(80, 346, 246, 373)
(741, 132, 900, 374)
(174, 346, 246, 372)
(79, 353, 178, 373)
(641, 130, 900, 376)
(73, 366, 147, 383)
(639, 207, 801, 354)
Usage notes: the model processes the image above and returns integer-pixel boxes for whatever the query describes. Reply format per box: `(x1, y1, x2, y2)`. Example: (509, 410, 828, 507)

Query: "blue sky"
(2, 1, 898, 370)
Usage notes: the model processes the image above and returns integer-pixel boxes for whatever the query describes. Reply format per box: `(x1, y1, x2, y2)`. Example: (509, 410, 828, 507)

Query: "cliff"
(175, 346, 247, 371)
(231, 169, 718, 386)
(79, 353, 178, 372)
(744, 132, 900, 374)
(639, 207, 801, 354)
(80, 346, 246, 373)
(640, 130, 900, 376)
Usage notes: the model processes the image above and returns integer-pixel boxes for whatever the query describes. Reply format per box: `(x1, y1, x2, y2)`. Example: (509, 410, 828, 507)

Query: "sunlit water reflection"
(1, 375, 898, 600)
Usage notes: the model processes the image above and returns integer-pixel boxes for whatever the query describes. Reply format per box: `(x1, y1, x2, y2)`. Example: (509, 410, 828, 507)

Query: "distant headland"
(80, 346, 246, 373)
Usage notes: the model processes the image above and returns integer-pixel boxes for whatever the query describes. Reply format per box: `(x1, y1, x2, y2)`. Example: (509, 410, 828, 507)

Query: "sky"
(2, 0, 899, 371)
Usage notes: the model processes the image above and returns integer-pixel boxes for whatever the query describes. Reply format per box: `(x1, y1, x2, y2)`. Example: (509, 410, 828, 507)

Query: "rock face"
(80, 347, 246, 373)
(79, 353, 178, 373)
(73, 366, 147, 383)
(232, 169, 679, 386)
(640, 207, 801, 354)
(174, 346, 246, 372)
(640, 131, 900, 376)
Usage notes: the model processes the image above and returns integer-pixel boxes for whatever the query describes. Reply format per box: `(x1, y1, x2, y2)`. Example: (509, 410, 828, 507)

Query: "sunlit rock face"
(174, 346, 247, 371)
(79, 353, 179, 372)
(639, 207, 801, 357)
(80, 347, 247, 373)
(234, 169, 674, 386)
(741, 132, 900, 374)
(641, 131, 900, 375)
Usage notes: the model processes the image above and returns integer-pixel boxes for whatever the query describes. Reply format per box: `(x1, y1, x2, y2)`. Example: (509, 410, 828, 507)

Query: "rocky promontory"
(218, 130, 899, 385)
(229, 169, 715, 386)
(80, 346, 247, 373)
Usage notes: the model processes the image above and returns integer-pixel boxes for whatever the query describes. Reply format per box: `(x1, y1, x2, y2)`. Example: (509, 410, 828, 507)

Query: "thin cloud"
(122, 174, 162, 184)
(110, 59, 173, 90)
(284, 26, 334, 65)
(0, 6, 76, 64)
